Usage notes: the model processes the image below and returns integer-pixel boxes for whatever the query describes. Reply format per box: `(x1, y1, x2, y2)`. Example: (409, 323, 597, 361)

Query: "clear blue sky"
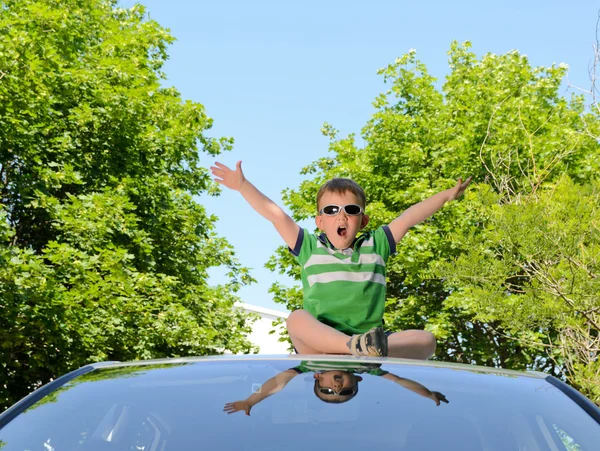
(121, 0, 598, 313)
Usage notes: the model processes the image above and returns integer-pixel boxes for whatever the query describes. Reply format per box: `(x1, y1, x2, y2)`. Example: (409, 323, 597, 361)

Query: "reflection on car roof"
(1, 355, 599, 451)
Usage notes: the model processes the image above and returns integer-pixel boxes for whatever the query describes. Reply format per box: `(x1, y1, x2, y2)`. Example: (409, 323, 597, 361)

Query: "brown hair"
(316, 178, 366, 212)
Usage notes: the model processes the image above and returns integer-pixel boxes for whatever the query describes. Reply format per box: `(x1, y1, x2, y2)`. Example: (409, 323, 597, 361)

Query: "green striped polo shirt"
(290, 226, 396, 335)
(291, 360, 388, 376)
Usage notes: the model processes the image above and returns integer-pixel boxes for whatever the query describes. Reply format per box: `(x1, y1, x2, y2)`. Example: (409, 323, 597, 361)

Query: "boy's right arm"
(223, 369, 299, 415)
(211, 161, 300, 250)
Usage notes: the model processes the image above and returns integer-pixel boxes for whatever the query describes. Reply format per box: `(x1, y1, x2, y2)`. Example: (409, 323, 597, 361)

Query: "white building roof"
(236, 303, 291, 355)
(238, 302, 289, 319)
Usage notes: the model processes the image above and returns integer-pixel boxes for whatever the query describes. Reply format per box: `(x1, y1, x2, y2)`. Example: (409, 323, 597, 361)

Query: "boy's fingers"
(214, 161, 230, 170)
(236, 160, 242, 171)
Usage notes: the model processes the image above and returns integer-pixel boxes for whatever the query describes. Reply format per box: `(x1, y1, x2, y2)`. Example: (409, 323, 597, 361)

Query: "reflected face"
(314, 371, 363, 402)
(315, 190, 369, 250)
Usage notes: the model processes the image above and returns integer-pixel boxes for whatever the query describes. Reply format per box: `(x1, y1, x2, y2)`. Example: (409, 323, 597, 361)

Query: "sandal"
(347, 327, 388, 357)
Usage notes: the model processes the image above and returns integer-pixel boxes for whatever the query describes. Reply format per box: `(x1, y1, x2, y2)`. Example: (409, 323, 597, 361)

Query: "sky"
(120, 0, 599, 313)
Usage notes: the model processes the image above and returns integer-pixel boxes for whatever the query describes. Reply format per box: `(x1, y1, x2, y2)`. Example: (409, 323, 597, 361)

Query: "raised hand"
(210, 160, 246, 191)
(429, 391, 449, 406)
(448, 176, 472, 201)
(223, 400, 252, 416)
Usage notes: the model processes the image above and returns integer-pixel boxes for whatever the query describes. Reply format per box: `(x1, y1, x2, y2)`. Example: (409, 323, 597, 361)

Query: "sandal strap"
(348, 328, 386, 357)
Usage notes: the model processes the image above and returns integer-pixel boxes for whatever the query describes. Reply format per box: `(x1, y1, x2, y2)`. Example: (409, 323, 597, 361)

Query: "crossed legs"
(286, 309, 436, 359)
(286, 309, 350, 354)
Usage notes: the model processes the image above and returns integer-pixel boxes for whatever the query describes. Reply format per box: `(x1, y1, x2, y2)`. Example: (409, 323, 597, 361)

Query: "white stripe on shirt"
(307, 271, 386, 287)
(305, 253, 385, 268)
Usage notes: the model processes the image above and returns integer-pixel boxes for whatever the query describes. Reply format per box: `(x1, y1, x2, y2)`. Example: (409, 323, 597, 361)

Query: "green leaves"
(436, 177, 600, 402)
(0, 0, 255, 410)
(272, 43, 600, 403)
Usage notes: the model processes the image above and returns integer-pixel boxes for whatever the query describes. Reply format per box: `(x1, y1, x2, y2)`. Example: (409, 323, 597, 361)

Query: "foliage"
(434, 177, 600, 404)
(0, 0, 256, 411)
(269, 42, 600, 400)
(23, 363, 189, 412)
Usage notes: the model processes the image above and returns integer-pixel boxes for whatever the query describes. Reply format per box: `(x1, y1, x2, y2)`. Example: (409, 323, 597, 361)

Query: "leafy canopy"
(0, 0, 256, 411)
(269, 42, 600, 402)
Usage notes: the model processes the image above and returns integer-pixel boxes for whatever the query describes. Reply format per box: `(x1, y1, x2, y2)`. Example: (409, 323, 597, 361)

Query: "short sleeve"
(289, 361, 310, 374)
(369, 368, 389, 377)
(288, 228, 304, 256)
(289, 228, 317, 266)
(372, 226, 396, 262)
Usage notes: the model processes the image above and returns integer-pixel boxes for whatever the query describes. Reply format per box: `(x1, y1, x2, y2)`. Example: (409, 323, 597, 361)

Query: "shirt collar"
(317, 232, 369, 252)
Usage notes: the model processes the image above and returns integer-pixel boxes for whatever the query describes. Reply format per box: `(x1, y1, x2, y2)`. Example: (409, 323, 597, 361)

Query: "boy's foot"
(347, 327, 388, 357)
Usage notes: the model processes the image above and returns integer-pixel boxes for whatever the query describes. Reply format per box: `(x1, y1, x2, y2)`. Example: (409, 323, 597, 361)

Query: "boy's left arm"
(387, 177, 472, 243)
(381, 373, 448, 406)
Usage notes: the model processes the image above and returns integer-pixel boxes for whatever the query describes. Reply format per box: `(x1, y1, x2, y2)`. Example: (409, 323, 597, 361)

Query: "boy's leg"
(286, 310, 351, 355)
(289, 336, 324, 354)
(387, 330, 436, 360)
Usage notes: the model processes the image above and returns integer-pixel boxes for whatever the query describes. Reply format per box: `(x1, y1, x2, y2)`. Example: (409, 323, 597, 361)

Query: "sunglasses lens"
(320, 388, 336, 395)
(322, 205, 340, 215)
(319, 387, 354, 396)
(344, 205, 362, 215)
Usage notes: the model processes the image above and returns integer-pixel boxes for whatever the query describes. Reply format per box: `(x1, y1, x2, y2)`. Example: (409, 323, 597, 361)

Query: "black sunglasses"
(319, 204, 364, 216)
(318, 387, 355, 396)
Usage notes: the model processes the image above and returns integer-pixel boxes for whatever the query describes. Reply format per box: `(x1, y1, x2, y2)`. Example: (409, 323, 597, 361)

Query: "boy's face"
(315, 190, 369, 250)
(314, 370, 362, 402)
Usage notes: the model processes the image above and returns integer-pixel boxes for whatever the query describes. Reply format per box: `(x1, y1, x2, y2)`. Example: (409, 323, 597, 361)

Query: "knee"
(285, 309, 304, 330)
(285, 310, 296, 330)
(422, 331, 437, 359)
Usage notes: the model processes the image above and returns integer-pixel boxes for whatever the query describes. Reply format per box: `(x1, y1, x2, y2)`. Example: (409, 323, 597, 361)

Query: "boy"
(211, 160, 471, 358)
(223, 360, 448, 414)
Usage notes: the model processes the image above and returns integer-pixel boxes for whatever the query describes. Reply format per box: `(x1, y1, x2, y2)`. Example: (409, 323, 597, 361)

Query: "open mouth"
(337, 226, 347, 237)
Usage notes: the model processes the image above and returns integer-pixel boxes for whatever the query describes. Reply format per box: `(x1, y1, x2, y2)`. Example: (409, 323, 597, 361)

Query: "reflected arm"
(246, 369, 299, 406)
(224, 369, 299, 415)
(382, 373, 448, 405)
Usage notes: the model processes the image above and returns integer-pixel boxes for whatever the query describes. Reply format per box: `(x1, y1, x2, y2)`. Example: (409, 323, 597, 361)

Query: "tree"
(434, 177, 600, 404)
(268, 42, 600, 400)
(0, 0, 256, 411)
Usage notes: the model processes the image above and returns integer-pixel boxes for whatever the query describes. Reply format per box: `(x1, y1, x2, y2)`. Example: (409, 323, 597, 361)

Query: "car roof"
(86, 354, 549, 379)
(2, 354, 599, 451)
